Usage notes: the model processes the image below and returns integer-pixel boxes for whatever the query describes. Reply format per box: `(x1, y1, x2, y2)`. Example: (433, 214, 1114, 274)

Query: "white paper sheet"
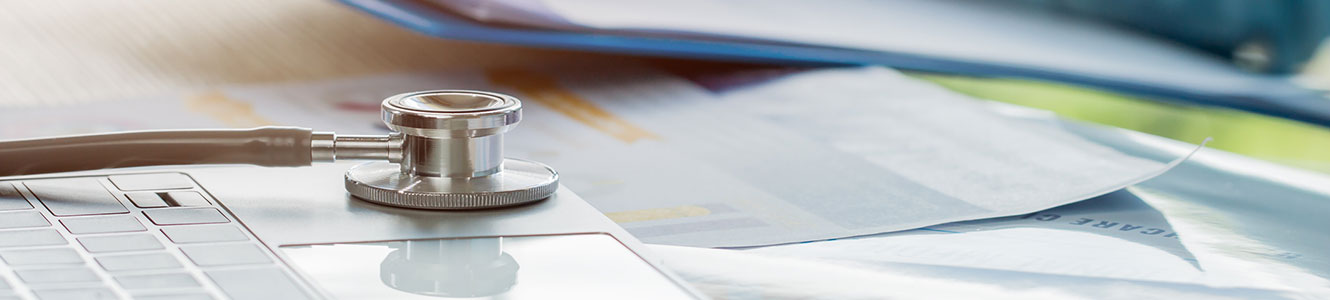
(747, 189, 1285, 285)
(647, 187, 1324, 299)
(0, 65, 1195, 247)
(649, 103, 1330, 299)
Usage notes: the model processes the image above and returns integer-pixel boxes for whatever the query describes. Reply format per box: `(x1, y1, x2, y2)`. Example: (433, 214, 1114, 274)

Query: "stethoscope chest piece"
(344, 90, 558, 209)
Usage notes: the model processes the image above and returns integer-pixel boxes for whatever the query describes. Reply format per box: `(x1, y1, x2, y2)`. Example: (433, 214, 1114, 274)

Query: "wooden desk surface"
(0, 0, 632, 107)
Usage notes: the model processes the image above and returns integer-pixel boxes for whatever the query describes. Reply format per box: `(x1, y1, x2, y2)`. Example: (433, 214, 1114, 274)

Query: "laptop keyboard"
(0, 174, 311, 300)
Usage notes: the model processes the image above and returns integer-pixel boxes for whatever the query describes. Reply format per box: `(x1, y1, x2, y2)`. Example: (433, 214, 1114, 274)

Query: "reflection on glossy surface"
(380, 238, 519, 297)
(282, 233, 695, 299)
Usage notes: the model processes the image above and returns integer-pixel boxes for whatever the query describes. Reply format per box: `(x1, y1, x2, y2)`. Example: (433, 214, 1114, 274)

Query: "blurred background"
(3, 0, 1329, 172)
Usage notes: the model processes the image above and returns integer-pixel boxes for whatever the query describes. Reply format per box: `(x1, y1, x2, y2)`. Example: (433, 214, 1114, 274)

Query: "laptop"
(0, 163, 703, 299)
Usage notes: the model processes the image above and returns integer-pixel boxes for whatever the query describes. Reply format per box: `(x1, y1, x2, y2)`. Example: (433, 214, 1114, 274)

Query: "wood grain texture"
(0, 0, 628, 106)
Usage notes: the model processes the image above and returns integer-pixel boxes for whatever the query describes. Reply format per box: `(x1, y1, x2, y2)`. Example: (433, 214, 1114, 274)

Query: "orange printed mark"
(185, 91, 275, 127)
(605, 205, 712, 223)
(487, 69, 659, 143)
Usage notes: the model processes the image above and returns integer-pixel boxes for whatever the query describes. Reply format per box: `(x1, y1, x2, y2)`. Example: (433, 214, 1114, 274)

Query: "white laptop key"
(15, 268, 100, 284)
(25, 178, 128, 216)
(114, 273, 200, 290)
(0, 248, 83, 265)
(61, 215, 147, 234)
(161, 225, 248, 244)
(0, 211, 49, 229)
(0, 277, 9, 289)
(205, 268, 308, 300)
(108, 173, 194, 191)
(77, 234, 163, 253)
(142, 208, 228, 225)
(32, 288, 116, 300)
(0, 183, 32, 211)
(180, 244, 271, 267)
(165, 192, 210, 207)
(126, 193, 168, 208)
(0, 229, 66, 248)
(94, 253, 183, 272)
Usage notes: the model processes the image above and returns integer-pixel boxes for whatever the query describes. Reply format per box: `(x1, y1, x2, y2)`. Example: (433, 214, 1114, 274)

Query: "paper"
(0, 65, 1193, 247)
(677, 103, 1330, 298)
(650, 244, 1096, 300)
(428, 0, 1325, 122)
(437, 0, 1262, 90)
(650, 245, 1293, 300)
(649, 188, 1323, 298)
(747, 190, 1234, 284)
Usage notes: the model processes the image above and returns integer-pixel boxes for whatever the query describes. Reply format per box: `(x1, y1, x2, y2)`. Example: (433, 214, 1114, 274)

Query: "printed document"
(0, 65, 1196, 247)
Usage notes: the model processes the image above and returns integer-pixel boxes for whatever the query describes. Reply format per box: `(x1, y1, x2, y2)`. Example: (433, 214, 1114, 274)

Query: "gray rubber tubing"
(0, 127, 314, 176)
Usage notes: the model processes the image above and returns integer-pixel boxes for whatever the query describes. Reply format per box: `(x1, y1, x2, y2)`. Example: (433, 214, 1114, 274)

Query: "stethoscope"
(0, 90, 558, 210)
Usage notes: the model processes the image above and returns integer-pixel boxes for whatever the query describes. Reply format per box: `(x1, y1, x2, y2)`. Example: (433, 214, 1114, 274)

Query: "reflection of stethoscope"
(0, 90, 558, 209)
(381, 238, 519, 297)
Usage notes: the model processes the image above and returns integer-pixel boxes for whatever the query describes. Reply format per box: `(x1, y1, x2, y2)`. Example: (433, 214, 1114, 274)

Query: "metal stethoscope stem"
(310, 133, 401, 162)
(0, 90, 559, 210)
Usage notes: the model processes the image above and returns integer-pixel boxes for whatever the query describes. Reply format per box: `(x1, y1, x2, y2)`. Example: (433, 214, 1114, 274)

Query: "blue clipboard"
(339, 0, 1330, 128)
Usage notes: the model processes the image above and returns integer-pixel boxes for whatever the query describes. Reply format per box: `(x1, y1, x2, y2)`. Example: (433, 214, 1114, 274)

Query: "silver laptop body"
(0, 163, 703, 300)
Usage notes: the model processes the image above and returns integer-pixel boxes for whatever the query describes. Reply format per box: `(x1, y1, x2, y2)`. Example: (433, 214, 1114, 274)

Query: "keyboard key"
(0, 229, 66, 248)
(0, 183, 33, 211)
(132, 292, 213, 300)
(142, 208, 228, 225)
(15, 267, 100, 284)
(0, 211, 49, 229)
(205, 268, 309, 300)
(0, 248, 84, 265)
(25, 179, 128, 216)
(114, 273, 200, 290)
(161, 225, 248, 244)
(94, 253, 182, 272)
(109, 174, 194, 191)
(0, 277, 9, 289)
(32, 288, 116, 300)
(165, 192, 210, 207)
(180, 244, 271, 267)
(61, 215, 146, 234)
(126, 193, 168, 208)
(77, 234, 162, 253)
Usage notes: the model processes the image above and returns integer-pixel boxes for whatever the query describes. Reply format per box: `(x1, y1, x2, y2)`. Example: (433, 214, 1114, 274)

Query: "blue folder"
(339, 0, 1330, 128)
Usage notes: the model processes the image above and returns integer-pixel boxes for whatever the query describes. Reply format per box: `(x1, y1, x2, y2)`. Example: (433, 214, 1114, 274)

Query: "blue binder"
(339, 0, 1330, 128)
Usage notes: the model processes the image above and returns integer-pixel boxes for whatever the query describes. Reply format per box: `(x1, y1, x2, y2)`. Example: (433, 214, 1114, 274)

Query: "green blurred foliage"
(913, 73, 1330, 173)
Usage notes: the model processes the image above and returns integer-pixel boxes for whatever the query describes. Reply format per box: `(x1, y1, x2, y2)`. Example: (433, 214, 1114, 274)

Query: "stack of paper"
(407, 0, 1329, 127)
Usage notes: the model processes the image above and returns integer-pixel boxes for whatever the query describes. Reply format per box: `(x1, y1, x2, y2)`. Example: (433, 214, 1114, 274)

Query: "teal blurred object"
(1021, 0, 1330, 73)
(340, 0, 1330, 127)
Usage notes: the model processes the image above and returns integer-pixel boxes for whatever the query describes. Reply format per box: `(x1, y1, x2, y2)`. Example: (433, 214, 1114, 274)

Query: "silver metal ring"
(381, 90, 522, 138)
(345, 160, 558, 210)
